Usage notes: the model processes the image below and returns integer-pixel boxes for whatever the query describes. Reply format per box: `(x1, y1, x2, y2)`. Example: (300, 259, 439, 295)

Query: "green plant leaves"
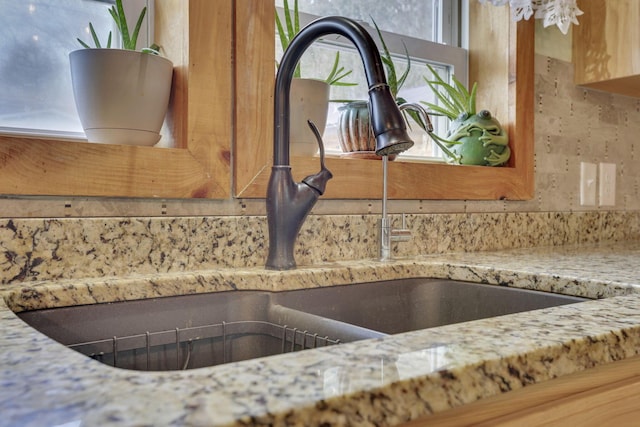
(77, 22, 111, 49)
(325, 52, 357, 86)
(371, 19, 410, 99)
(276, 0, 301, 78)
(422, 64, 477, 120)
(109, 0, 147, 50)
(276, 0, 355, 85)
(77, 0, 150, 52)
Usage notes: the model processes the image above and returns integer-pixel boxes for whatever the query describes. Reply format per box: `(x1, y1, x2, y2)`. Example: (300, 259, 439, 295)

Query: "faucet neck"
(267, 16, 414, 270)
(274, 16, 390, 166)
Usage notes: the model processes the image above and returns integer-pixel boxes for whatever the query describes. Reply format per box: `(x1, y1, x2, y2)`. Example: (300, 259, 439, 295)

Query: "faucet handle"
(301, 120, 333, 194)
(392, 213, 412, 242)
(307, 120, 328, 170)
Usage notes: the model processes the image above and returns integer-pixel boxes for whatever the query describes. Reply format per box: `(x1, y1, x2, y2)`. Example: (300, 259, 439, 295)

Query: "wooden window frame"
(235, 0, 533, 200)
(0, 0, 533, 201)
(0, 0, 231, 199)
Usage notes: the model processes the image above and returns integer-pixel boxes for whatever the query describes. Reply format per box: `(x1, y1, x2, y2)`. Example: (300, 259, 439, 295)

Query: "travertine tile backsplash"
(534, 56, 640, 212)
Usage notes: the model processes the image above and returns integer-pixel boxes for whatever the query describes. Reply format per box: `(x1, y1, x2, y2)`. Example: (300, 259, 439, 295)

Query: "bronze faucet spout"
(266, 16, 414, 270)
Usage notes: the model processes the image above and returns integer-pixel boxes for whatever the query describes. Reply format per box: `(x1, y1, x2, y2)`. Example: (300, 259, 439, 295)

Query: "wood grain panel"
(573, 0, 640, 97)
(0, 138, 214, 198)
(487, 377, 640, 426)
(234, 0, 275, 196)
(401, 356, 640, 427)
(155, 0, 187, 148)
(469, 2, 510, 124)
(242, 156, 529, 200)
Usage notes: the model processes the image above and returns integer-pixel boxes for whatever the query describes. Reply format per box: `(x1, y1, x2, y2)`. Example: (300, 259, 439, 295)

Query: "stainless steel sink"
(274, 278, 586, 334)
(17, 278, 586, 371)
(18, 291, 380, 371)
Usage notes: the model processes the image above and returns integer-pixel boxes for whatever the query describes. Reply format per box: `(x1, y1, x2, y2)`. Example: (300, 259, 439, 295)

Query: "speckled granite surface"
(1, 211, 639, 284)
(2, 241, 640, 426)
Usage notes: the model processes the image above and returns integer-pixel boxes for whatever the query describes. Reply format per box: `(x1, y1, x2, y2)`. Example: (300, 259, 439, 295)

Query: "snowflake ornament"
(480, 0, 583, 34)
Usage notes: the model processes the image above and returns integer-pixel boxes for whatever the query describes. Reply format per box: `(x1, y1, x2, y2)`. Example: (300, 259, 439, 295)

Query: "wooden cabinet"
(573, 0, 640, 98)
(403, 356, 640, 426)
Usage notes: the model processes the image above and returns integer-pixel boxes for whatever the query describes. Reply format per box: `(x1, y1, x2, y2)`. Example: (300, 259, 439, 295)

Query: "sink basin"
(274, 278, 586, 334)
(17, 278, 586, 371)
(17, 291, 379, 371)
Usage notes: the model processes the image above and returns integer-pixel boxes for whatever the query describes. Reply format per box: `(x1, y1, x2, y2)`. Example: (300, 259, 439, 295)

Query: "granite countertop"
(2, 242, 640, 426)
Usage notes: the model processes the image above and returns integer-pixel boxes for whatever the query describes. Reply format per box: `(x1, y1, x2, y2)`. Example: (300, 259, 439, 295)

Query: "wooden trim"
(233, 0, 275, 196)
(0, 0, 232, 199)
(0, 138, 218, 198)
(402, 356, 640, 426)
(233, 1, 534, 200)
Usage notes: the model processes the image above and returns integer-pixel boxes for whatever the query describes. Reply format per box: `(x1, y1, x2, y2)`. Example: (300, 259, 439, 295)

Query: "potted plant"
(336, 20, 420, 159)
(276, 0, 355, 156)
(422, 64, 510, 166)
(70, 0, 173, 146)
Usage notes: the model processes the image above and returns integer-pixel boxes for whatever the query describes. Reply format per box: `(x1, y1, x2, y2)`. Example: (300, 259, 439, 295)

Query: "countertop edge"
(2, 242, 640, 426)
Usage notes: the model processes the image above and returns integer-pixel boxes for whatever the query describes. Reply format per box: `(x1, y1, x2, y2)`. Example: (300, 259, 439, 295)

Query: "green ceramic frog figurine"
(445, 110, 510, 166)
(422, 64, 511, 167)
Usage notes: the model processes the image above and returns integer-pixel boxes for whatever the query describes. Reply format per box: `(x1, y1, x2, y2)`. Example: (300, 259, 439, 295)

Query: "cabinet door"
(487, 376, 640, 426)
(574, 0, 640, 97)
(402, 356, 640, 427)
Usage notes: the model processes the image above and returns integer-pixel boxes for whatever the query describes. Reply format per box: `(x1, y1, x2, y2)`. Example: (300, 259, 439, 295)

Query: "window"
(0, 0, 151, 140)
(275, 0, 467, 161)
(0, 1, 534, 201)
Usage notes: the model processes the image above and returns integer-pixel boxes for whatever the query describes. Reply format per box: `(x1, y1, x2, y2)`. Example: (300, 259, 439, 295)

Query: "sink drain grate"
(68, 320, 341, 371)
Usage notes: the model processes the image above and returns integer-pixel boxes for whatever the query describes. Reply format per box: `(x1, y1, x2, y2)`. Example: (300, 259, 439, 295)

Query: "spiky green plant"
(77, 21, 112, 49)
(77, 0, 158, 54)
(422, 64, 510, 166)
(370, 19, 410, 101)
(422, 64, 477, 120)
(275, 0, 355, 86)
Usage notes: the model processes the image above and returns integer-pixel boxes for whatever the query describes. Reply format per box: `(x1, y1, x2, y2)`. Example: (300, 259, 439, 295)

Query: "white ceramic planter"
(69, 49, 173, 146)
(289, 78, 330, 156)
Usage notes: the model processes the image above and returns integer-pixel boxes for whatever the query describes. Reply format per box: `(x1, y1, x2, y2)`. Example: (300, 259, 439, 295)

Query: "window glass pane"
(284, 45, 445, 159)
(0, 0, 148, 137)
(275, 0, 438, 42)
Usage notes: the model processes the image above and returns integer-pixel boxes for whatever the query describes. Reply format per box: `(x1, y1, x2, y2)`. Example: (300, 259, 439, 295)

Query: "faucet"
(266, 16, 415, 270)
